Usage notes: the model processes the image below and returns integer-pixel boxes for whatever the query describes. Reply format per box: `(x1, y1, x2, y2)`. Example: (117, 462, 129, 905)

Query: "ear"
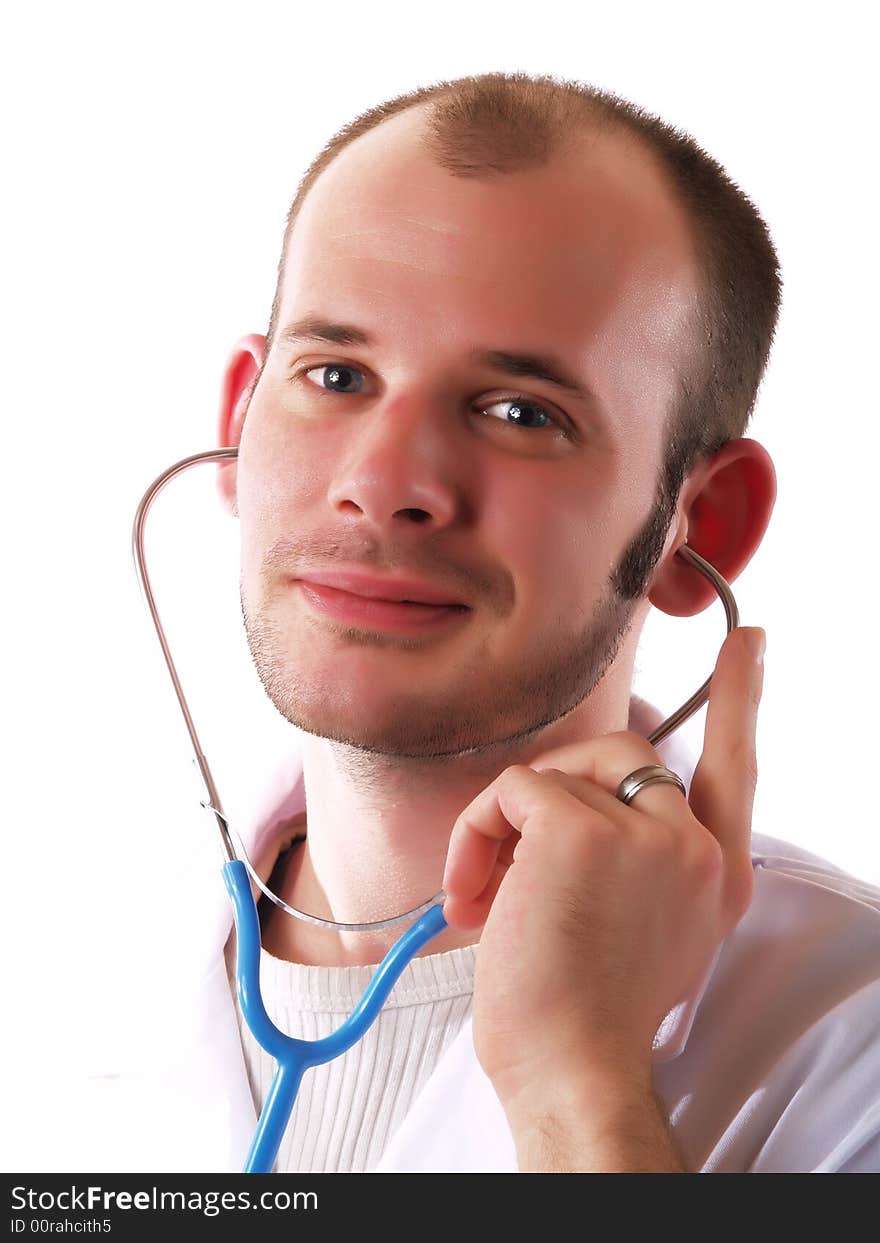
(648, 437, 777, 617)
(216, 333, 266, 518)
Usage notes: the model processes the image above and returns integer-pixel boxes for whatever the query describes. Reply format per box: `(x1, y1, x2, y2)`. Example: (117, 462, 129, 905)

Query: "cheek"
(489, 480, 616, 616)
(235, 398, 337, 602)
(237, 393, 329, 530)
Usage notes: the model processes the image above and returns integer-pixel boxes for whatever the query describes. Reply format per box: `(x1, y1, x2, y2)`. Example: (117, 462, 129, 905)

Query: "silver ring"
(616, 764, 686, 805)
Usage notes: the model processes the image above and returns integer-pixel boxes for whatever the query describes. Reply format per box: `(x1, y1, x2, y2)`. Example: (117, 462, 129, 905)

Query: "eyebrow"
(278, 317, 596, 406)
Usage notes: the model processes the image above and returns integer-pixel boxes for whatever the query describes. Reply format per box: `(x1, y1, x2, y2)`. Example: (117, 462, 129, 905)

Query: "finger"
(533, 761, 688, 826)
(688, 625, 765, 864)
(442, 769, 593, 929)
(442, 784, 515, 904)
(443, 857, 510, 930)
(525, 735, 687, 824)
(442, 765, 576, 902)
(443, 821, 507, 907)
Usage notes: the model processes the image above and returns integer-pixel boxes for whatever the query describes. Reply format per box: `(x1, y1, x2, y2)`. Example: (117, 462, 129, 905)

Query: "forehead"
(279, 108, 700, 425)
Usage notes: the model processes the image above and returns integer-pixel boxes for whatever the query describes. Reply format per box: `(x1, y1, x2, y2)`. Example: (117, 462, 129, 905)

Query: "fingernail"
(750, 628, 766, 665)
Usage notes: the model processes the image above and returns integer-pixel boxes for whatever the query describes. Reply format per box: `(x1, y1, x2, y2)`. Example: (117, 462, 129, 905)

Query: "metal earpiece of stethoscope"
(131, 445, 739, 1172)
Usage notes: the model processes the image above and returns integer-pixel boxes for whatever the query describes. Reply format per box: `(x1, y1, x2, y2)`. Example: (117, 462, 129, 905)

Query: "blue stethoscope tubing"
(132, 446, 739, 1175)
(224, 861, 448, 1173)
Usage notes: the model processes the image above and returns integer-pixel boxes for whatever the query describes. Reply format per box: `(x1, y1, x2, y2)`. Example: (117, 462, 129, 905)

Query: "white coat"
(42, 697, 880, 1173)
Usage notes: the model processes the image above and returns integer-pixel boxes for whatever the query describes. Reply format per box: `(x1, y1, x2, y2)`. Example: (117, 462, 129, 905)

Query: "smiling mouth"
(294, 580, 471, 633)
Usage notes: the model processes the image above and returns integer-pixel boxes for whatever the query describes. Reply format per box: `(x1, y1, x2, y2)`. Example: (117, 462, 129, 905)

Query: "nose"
(326, 393, 465, 532)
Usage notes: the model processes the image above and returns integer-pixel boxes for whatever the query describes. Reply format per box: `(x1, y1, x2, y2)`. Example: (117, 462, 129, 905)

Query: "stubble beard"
(240, 573, 639, 762)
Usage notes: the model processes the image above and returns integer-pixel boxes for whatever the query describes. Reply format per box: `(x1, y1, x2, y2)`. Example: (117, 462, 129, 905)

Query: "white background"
(3, 0, 878, 1167)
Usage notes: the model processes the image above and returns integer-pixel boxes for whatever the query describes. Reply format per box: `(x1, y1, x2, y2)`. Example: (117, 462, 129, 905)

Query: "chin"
(282, 681, 555, 759)
(287, 701, 450, 756)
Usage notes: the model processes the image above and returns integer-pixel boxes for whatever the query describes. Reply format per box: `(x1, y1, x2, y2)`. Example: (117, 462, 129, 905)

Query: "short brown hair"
(265, 71, 782, 525)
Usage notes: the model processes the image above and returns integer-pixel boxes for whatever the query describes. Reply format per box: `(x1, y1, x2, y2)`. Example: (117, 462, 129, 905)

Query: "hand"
(441, 625, 766, 1111)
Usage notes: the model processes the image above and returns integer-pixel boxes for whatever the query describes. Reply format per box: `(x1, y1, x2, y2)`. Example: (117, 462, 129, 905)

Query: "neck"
(262, 663, 638, 967)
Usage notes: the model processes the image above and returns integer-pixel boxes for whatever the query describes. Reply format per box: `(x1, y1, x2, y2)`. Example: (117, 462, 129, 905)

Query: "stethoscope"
(132, 446, 739, 1173)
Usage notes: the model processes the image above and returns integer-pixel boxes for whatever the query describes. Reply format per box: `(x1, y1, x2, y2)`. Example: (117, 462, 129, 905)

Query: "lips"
(295, 568, 466, 607)
(292, 569, 470, 633)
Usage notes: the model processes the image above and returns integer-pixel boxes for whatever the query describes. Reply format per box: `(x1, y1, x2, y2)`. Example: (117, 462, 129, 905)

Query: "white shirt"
(226, 934, 478, 1172)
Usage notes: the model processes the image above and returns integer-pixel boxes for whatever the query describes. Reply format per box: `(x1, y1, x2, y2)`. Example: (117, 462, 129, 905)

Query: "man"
(103, 73, 880, 1174)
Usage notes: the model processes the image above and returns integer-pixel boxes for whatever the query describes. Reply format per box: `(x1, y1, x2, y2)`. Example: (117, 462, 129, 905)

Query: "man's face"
(234, 110, 700, 758)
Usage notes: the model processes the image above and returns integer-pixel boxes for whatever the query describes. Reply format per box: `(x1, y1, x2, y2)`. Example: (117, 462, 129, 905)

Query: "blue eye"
(480, 397, 555, 430)
(303, 364, 365, 394)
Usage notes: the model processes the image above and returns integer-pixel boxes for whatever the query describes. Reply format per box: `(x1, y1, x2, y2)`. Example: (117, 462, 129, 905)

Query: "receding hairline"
(271, 102, 706, 403)
(281, 98, 694, 269)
